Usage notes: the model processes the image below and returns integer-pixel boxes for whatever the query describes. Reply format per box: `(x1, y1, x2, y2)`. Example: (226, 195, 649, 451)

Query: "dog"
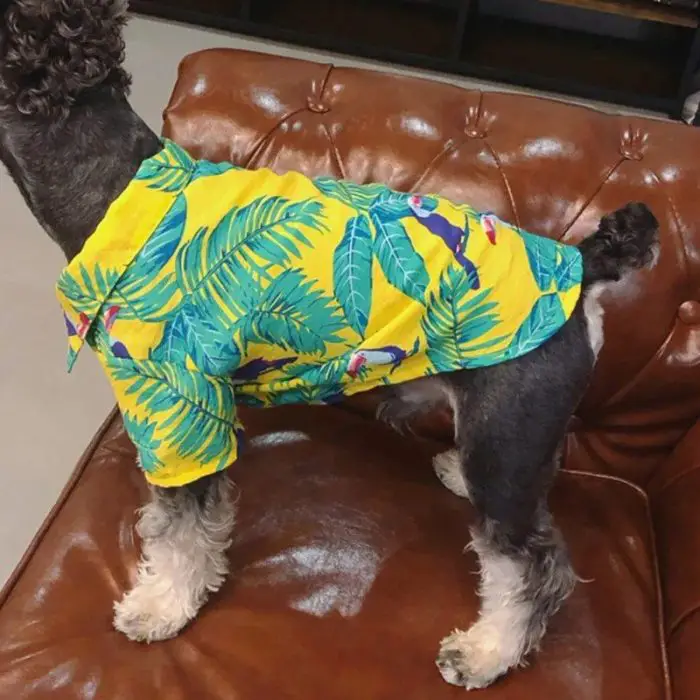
(0, 0, 659, 690)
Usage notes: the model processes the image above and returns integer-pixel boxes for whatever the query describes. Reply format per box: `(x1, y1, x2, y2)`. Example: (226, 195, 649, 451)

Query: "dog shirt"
(56, 140, 583, 487)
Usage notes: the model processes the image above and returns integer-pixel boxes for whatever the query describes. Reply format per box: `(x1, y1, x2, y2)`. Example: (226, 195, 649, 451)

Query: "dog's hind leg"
(113, 471, 235, 642)
(376, 376, 450, 434)
(436, 312, 592, 689)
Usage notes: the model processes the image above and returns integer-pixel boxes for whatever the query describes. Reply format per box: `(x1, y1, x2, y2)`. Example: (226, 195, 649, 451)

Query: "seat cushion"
(0, 407, 669, 699)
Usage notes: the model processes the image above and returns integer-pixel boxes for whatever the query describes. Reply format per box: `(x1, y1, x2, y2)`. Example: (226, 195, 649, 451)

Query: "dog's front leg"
(113, 472, 236, 642)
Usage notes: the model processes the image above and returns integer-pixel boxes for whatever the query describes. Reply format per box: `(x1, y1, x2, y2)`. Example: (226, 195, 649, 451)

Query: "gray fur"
(113, 472, 236, 642)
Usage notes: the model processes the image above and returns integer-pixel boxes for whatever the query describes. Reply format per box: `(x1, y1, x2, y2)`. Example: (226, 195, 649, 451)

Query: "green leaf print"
(503, 294, 566, 360)
(172, 195, 328, 333)
(264, 384, 344, 406)
(521, 230, 557, 292)
(314, 177, 387, 210)
(110, 359, 237, 470)
(371, 210, 429, 303)
(115, 194, 187, 320)
(421, 265, 506, 373)
(134, 141, 196, 192)
(152, 304, 241, 375)
(244, 269, 345, 355)
(121, 414, 163, 473)
(553, 248, 582, 292)
(333, 215, 374, 337)
(57, 263, 122, 318)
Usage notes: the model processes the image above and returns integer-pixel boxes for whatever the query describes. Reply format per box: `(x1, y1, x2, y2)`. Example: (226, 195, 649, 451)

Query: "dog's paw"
(433, 449, 470, 499)
(436, 624, 514, 690)
(113, 583, 194, 643)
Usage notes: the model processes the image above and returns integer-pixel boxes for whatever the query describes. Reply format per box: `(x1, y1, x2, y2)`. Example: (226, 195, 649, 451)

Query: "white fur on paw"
(113, 583, 195, 643)
(437, 623, 515, 690)
(433, 449, 470, 499)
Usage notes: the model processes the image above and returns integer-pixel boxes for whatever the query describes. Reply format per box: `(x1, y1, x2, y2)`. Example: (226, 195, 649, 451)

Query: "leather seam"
(481, 136, 520, 229)
(0, 407, 121, 608)
(411, 138, 459, 192)
(244, 106, 309, 168)
(321, 122, 347, 180)
(560, 153, 624, 237)
(655, 461, 700, 496)
(554, 469, 672, 696)
(669, 603, 700, 640)
(411, 91, 483, 192)
(646, 489, 674, 700)
(559, 467, 647, 497)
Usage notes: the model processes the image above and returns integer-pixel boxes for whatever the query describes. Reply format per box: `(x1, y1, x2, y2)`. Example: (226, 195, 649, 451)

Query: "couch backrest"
(163, 48, 700, 485)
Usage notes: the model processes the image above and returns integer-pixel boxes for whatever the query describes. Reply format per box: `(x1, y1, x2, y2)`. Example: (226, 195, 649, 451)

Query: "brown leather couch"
(1, 48, 700, 700)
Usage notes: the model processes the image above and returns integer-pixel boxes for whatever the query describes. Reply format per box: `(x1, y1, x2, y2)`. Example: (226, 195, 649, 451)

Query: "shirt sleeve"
(98, 356, 244, 487)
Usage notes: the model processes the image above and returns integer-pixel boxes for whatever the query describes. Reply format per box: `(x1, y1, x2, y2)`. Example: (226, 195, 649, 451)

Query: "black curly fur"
(578, 202, 659, 287)
(0, 0, 160, 259)
(0, 0, 130, 119)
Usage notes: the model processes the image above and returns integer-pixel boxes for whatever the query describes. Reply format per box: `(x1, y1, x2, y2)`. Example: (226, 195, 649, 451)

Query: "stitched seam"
(412, 91, 483, 192)
(656, 461, 700, 496)
(670, 604, 700, 639)
(560, 467, 647, 497)
(561, 155, 625, 236)
(244, 106, 309, 168)
(647, 492, 674, 699)
(321, 122, 347, 179)
(481, 138, 520, 228)
(411, 139, 459, 192)
(318, 63, 334, 98)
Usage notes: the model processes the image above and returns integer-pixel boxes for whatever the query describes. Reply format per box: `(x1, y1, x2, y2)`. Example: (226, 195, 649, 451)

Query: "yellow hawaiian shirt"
(56, 140, 582, 487)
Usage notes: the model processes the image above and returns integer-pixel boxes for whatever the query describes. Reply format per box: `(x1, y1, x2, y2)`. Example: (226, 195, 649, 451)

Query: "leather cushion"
(0, 407, 669, 699)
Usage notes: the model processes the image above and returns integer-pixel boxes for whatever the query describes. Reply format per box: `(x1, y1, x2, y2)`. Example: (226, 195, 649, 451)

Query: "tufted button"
(678, 300, 700, 324)
(306, 97, 329, 114)
(464, 104, 486, 139)
(619, 127, 648, 161)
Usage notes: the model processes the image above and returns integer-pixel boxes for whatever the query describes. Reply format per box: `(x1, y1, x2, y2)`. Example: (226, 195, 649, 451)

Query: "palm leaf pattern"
(134, 140, 239, 193)
(503, 294, 566, 360)
(314, 177, 387, 210)
(121, 414, 163, 474)
(134, 140, 197, 193)
(333, 215, 373, 336)
(317, 179, 432, 311)
(108, 359, 237, 471)
(553, 248, 582, 292)
(421, 265, 506, 372)
(58, 139, 585, 487)
(371, 209, 429, 303)
(57, 263, 121, 321)
(115, 193, 187, 320)
(243, 269, 345, 355)
(149, 196, 332, 366)
(521, 230, 559, 293)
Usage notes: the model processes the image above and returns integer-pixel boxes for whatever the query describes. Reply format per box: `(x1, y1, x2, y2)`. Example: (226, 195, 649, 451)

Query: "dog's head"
(0, 0, 131, 119)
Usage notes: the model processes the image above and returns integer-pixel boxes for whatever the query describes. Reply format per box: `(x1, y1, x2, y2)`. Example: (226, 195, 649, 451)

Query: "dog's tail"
(0, 0, 131, 119)
(578, 202, 659, 288)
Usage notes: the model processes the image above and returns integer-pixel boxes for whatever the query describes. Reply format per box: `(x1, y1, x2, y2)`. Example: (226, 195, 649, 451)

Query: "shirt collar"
(55, 139, 195, 372)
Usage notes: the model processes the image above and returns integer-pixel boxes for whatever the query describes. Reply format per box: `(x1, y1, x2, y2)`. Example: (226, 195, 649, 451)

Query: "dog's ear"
(0, 0, 131, 118)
